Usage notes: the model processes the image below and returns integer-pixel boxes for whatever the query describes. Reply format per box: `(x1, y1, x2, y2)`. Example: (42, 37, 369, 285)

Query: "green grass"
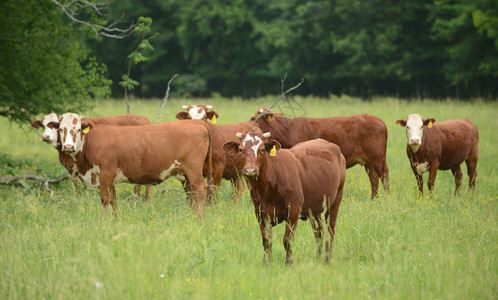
(0, 97, 496, 299)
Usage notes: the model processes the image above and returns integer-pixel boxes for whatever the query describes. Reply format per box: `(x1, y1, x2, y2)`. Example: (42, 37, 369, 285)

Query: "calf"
(176, 104, 262, 203)
(51, 113, 212, 217)
(251, 108, 389, 198)
(223, 133, 346, 264)
(31, 113, 152, 199)
(396, 114, 479, 194)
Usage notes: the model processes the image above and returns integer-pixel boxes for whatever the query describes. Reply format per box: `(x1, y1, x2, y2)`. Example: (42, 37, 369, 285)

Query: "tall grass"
(0, 97, 496, 299)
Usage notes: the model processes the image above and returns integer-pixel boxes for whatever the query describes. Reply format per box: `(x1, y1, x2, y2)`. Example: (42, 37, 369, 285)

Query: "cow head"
(396, 114, 435, 153)
(30, 113, 60, 148)
(51, 113, 93, 155)
(222, 132, 281, 177)
(249, 108, 284, 122)
(175, 105, 219, 122)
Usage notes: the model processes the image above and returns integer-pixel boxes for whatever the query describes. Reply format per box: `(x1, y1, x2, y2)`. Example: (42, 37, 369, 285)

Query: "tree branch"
(0, 174, 71, 202)
(50, 0, 135, 39)
(153, 74, 180, 124)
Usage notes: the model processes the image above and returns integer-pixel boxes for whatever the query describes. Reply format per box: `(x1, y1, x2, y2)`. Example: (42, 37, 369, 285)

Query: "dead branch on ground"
(0, 174, 71, 202)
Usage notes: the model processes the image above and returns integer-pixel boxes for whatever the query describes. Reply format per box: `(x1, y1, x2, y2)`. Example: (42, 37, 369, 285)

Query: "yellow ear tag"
(268, 115, 272, 122)
(428, 121, 433, 128)
(269, 145, 276, 157)
(82, 127, 90, 134)
(211, 114, 217, 124)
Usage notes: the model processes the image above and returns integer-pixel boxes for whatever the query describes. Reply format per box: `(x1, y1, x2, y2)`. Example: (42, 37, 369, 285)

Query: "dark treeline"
(86, 0, 497, 99)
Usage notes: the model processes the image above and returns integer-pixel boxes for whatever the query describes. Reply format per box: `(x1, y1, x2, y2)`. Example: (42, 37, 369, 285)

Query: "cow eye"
(406, 126, 410, 130)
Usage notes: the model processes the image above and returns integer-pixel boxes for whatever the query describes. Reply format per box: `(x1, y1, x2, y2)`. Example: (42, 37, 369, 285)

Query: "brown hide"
(398, 118, 479, 194)
(252, 110, 389, 198)
(72, 120, 210, 217)
(204, 122, 261, 203)
(225, 135, 346, 264)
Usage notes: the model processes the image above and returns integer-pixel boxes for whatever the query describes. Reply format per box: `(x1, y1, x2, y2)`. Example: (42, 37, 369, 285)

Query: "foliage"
(0, 98, 496, 299)
(83, 0, 498, 99)
(0, 0, 111, 126)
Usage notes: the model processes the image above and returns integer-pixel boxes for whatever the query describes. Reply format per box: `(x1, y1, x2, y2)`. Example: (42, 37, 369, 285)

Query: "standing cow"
(31, 113, 152, 200)
(396, 114, 478, 194)
(251, 108, 389, 198)
(51, 113, 212, 218)
(223, 133, 346, 264)
(176, 104, 261, 203)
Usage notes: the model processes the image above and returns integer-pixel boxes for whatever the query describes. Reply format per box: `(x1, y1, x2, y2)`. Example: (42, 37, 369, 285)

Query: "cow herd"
(31, 105, 479, 264)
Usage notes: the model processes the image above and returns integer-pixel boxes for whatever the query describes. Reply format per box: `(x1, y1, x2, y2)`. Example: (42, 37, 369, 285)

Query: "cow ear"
(222, 141, 240, 156)
(176, 112, 189, 120)
(395, 119, 407, 127)
(31, 120, 43, 129)
(81, 123, 93, 134)
(206, 111, 219, 121)
(423, 118, 435, 126)
(265, 112, 275, 121)
(47, 122, 59, 129)
(264, 140, 281, 152)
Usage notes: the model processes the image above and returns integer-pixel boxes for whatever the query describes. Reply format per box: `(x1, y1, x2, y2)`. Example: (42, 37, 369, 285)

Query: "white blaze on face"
(41, 113, 59, 148)
(187, 105, 207, 120)
(243, 134, 263, 158)
(405, 114, 424, 153)
(59, 113, 85, 155)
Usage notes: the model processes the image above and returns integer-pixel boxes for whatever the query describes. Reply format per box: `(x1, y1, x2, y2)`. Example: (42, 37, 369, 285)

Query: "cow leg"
(427, 165, 439, 193)
(231, 177, 245, 205)
(309, 214, 323, 260)
(258, 217, 273, 264)
(99, 179, 117, 216)
(381, 160, 390, 194)
(365, 164, 380, 199)
(133, 184, 141, 199)
(466, 153, 478, 191)
(144, 186, 152, 202)
(451, 165, 463, 195)
(325, 187, 343, 263)
(184, 172, 207, 219)
(283, 210, 300, 265)
(206, 168, 223, 204)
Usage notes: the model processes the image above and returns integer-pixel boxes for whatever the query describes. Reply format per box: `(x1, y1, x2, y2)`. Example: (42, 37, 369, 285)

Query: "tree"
(0, 0, 111, 126)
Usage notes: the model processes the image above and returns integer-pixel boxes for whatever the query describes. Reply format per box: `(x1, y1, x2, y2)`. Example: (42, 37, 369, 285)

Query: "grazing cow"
(176, 104, 262, 203)
(176, 105, 219, 122)
(396, 114, 478, 194)
(50, 113, 212, 217)
(251, 108, 389, 198)
(31, 113, 152, 200)
(223, 133, 346, 264)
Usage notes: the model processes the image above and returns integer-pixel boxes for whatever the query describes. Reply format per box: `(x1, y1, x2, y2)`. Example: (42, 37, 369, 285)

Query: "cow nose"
(410, 137, 420, 145)
(243, 168, 258, 177)
(42, 135, 50, 141)
(63, 144, 75, 152)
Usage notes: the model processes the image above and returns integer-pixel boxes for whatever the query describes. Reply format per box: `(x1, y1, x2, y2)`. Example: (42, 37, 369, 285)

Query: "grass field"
(0, 96, 496, 299)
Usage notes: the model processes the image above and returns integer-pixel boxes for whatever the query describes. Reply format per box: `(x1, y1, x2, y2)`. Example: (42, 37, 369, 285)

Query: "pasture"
(0, 96, 496, 299)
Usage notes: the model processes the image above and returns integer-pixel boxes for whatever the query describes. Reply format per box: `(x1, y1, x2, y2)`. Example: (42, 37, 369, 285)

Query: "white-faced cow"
(251, 108, 389, 198)
(223, 133, 346, 264)
(31, 113, 152, 200)
(176, 105, 219, 122)
(176, 104, 262, 203)
(51, 113, 212, 218)
(396, 114, 479, 195)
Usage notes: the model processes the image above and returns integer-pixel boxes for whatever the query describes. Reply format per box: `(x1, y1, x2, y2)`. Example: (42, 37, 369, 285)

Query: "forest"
(1, 0, 497, 125)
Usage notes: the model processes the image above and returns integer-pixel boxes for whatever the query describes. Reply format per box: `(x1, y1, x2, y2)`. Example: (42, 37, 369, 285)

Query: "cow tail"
(205, 123, 214, 193)
(382, 121, 390, 193)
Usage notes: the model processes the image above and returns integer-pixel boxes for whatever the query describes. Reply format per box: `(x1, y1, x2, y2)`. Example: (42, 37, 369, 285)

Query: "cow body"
(396, 114, 479, 194)
(176, 104, 261, 203)
(223, 134, 346, 264)
(251, 109, 389, 198)
(31, 114, 152, 199)
(54, 113, 211, 217)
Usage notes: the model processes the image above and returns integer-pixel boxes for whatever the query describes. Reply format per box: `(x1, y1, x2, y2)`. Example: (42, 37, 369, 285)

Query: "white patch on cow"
(159, 160, 181, 181)
(414, 161, 430, 175)
(405, 114, 424, 153)
(41, 113, 59, 148)
(80, 165, 101, 188)
(187, 105, 206, 120)
(114, 169, 130, 184)
(243, 134, 263, 158)
(70, 164, 79, 177)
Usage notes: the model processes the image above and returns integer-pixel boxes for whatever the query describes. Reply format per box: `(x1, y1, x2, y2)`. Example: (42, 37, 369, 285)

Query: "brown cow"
(223, 133, 346, 264)
(51, 113, 212, 218)
(396, 114, 479, 194)
(251, 108, 389, 198)
(31, 113, 152, 200)
(176, 104, 262, 203)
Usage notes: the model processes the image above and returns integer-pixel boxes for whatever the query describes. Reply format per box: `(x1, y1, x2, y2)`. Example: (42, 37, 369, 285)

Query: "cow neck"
(409, 126, 438, 160)
(267, 116, 293, 147)
(72, 133, 91, 174)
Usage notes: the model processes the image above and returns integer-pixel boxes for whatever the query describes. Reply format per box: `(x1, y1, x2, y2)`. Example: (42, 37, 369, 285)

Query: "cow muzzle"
(41, 135, 51, 143)
(63, 144, 75, 153)
(409, 137, 421, 145)
(243, 167, 259, 177)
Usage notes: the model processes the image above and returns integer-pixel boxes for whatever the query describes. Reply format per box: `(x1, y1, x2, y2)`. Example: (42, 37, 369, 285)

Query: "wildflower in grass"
(160, 274, 165, 278)
(95, 281, 103, 288)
